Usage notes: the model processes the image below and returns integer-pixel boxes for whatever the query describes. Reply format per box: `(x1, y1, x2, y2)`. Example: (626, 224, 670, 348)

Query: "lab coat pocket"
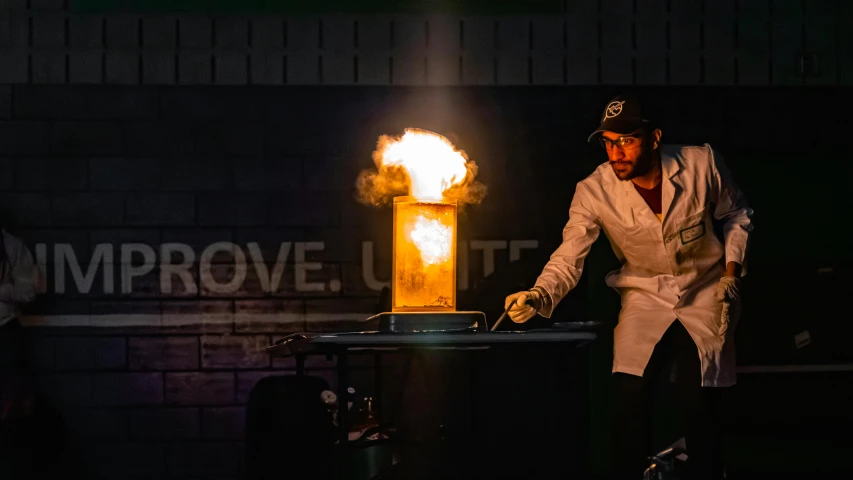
(673, 208, 710, 266)
(675, 208, 707, 246)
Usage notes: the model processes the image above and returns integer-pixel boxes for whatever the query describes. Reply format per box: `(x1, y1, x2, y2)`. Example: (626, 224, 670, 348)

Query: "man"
(505, 94, 753, 480)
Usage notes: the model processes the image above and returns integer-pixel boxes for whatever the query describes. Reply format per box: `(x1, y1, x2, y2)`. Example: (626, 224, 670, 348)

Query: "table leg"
(296, 354, 305, 376)
(374, 352, 382, 417)
(337, 349, 350, 479)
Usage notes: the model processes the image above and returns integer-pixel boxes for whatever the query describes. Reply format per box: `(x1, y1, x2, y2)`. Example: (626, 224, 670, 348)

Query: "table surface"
(267, 328, 598, 357)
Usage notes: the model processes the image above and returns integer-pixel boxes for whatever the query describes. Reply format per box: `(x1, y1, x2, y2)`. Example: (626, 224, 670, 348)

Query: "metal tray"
(367, 311, 486, 333)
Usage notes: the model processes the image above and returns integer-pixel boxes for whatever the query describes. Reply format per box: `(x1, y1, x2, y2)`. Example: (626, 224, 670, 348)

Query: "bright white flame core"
(380, 130, 469, 200)
(409, 216, 451, 265)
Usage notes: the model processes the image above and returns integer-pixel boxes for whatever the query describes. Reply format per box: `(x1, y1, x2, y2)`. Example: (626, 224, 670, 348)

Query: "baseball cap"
(587, 94, 652, 142)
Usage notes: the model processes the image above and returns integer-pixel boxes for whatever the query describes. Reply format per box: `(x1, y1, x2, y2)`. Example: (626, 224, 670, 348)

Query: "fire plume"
(356, 128, 486, 206)
(356, 128, 485, 311)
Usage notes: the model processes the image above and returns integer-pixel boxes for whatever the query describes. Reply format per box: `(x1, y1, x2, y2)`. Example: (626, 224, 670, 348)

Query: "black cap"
(587, 94, 651, 142)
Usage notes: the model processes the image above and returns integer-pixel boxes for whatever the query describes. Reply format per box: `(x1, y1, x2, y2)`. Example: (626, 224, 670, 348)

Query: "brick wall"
(1, 82, 569, 479)
(5, 84, 417, 479)
(29, 332, 385, 479)
(2, 5, 852, 478)
(4, 83, 849, 478)
(2, 1, 852, 86)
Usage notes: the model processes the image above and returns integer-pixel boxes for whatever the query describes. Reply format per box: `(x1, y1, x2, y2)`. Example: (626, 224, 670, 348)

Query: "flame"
(409, 216, 451, 266)
(393, 199, 457, 311)
(356, 128, 486, 206)
(380, 129, 468, 200)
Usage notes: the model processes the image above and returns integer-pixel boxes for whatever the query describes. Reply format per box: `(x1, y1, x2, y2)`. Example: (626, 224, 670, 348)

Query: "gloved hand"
(504, 289, 544, 323)
(715, 276, 741, 303)
(715, 276, 741, 337)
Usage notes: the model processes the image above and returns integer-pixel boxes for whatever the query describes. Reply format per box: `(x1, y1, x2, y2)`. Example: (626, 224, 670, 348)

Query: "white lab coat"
(534, 144, 753, 387)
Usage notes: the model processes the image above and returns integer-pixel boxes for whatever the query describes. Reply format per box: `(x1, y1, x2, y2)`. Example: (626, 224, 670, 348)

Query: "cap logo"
(603, 100, 624, 122)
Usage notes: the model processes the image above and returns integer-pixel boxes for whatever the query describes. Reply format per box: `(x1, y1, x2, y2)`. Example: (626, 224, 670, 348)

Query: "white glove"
(504, 289, 544, 324)
(715, 276, 741, 303)
(715, 276, 741, 337)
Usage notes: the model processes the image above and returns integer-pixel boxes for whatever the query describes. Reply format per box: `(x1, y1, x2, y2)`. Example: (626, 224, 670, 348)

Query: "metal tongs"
(490, 307, 511, 331)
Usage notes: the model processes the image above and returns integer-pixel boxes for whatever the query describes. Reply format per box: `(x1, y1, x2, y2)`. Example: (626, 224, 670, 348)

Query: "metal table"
(267, 328, 598, 458)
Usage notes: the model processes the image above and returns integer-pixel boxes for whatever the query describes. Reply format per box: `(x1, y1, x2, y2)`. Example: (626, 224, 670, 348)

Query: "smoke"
(355, 132, 487, 207)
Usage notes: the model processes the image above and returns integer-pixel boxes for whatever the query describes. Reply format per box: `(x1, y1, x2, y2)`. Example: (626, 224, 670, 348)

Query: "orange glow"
(363, 129, 477, 312)
(392, 197, 456, 312)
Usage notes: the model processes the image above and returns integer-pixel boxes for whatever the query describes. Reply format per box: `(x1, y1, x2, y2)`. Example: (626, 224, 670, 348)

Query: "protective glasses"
(599, 133, 643, 150)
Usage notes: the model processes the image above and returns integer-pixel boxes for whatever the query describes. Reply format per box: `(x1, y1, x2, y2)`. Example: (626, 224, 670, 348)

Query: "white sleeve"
(534, 182, 601, 318)
(709, 147, 754, 276)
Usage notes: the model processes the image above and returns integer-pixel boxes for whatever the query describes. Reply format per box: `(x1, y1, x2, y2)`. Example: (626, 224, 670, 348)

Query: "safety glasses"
(599, 133, 643, 150)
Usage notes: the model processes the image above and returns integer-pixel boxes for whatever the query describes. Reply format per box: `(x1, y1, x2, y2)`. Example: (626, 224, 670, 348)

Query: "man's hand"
(715, 276, 741, 303)
(716, 276, 742, 337)
(504, 290, 544, 323)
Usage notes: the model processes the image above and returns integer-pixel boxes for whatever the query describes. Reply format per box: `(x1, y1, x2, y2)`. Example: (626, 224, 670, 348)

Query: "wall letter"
(295, 242, 325, 292)
(200, 242, 247, 294)
(509, 240, 539, 262)
(457, 240, 468, 291)
(160, 243, 197, 295)
(361, 241, 389, 291)
(121, 243, 156, 294)
(470, 240, 508, 277)
(35, 243, 47, 294)
(247, 242, 291, 293)
(54, 243, 114, 294)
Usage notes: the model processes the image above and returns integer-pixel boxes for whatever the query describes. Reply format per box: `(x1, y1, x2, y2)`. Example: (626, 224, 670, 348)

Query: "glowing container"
(391, 196, 457, 312)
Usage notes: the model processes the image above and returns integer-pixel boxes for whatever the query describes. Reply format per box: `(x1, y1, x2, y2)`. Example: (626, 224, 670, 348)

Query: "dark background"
(2, 0, 853, 478)
(5, 83, 851, 477)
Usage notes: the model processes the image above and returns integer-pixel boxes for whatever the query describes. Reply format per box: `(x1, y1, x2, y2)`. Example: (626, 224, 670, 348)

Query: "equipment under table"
(267, 327, 598, 477)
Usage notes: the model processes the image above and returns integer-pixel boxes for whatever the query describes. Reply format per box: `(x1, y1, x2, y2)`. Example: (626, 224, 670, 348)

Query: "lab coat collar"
(618, 145, 683, 226)
(660, 146, 683, 223)
(661, 146, 681, 179)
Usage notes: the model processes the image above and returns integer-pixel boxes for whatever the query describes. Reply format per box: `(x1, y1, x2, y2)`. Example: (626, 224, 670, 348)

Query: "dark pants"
(610, 320, 725, 480)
